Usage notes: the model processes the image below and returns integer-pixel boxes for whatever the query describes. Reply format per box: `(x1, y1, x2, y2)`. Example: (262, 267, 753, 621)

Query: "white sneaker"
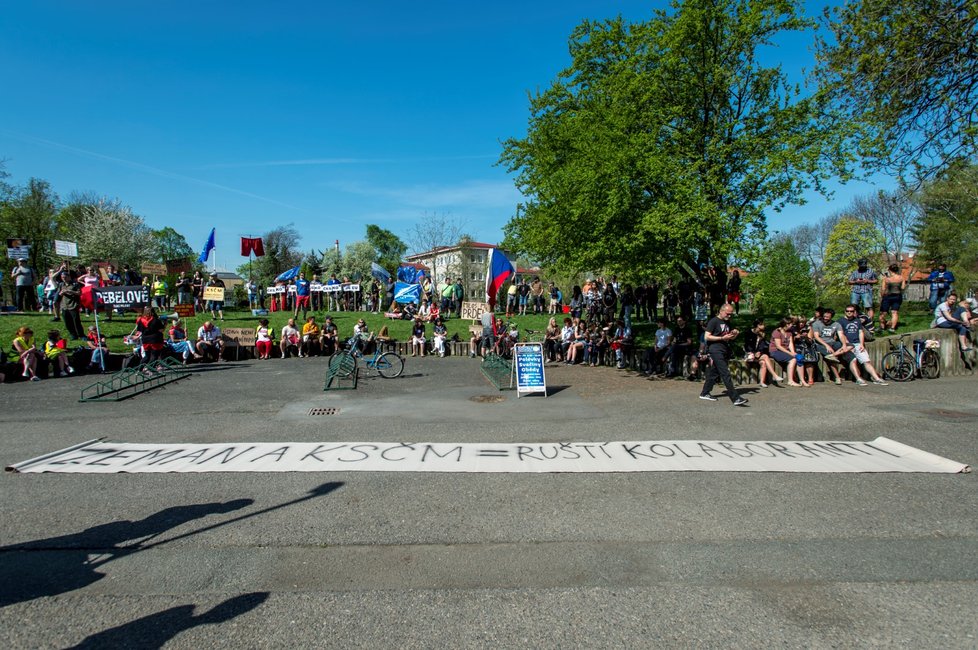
(67, 365, 74, 374)
(698, 394, 718, 401)
(872, 379, 889, 386)
(856, 379, 868, 386)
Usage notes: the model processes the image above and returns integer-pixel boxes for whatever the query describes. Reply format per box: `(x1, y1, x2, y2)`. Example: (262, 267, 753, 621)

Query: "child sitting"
(45, 330, 74, 377)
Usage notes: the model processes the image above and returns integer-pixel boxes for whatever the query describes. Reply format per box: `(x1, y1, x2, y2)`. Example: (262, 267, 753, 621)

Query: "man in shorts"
(205, 272, 226, 320)
(195, 321, 225, 362)
(811, 308, 851, 385)
(294, 271, 311, 320)
(847, 258, 878, 321)
(837, 304, 887, 386)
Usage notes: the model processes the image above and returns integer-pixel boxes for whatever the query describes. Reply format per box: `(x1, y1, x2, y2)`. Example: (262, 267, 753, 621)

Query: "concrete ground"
(1, 356, 976, 649)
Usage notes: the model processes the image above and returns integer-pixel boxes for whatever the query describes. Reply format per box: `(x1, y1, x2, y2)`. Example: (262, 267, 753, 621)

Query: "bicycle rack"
(324, 353, 358, 391)
(79, 357, 191, 402)
(480, 353, 513, 390)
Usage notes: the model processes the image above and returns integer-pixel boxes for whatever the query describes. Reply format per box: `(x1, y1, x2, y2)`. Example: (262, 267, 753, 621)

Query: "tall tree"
(500, 0, 850, 277)
(846, 190, 919, 260)
(822, 217, 886, 300)
(149, 227, 194, 264)
(746, 236, 816, 316)
(0, 178, 61, 272)
(912, 160, 978, 289)
(788, 213, 838, 301)
(815, 0, 978, 180)
(75, 198, 153, 267)
(365, 224, 407, 273)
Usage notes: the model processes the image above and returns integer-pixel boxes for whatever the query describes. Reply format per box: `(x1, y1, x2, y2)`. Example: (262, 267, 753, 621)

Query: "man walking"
(699, 304, 748, 406)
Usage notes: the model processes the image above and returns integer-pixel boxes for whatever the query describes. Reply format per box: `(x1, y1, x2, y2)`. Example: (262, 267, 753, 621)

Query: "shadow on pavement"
(0, 482, 343, 608)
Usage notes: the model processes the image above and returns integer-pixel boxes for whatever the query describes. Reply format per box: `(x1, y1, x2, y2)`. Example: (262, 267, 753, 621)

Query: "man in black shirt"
(667, 315, 695, 378)
(699, 304, 748, 406)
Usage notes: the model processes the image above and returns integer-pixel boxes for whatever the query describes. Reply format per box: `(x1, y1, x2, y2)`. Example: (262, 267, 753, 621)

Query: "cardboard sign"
(6, 238, 30, 259)
(461, 301, 490, 320)
(266, 286, 286, 295)
(174, 303, 196, 318)
(141, 262, 167, 275)
(513, 343, 547, 398)
(222, 327, 256, 346)
(54, 240, 78, 257)
(94, 285, 151, 309)
(202, 286, 226, 302)
(343, 284, 361, 292)
(166, 258, 193, 274)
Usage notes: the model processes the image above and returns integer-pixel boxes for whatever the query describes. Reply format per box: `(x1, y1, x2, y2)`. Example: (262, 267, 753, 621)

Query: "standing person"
(879, 264, 907, 332)
(927, 263, 955, 310)
(136, 307, 166, 365)
(726, 270, 742, 315)
(847, 258, 878, 321)
(10, 259, 35, 311)
(699, 304, 748, 406)
(326, 274, 341, 312)
(152, 275, 168, 309)
(57, 271, 84, 341)
(246, 278, 258, 310)
(293, 271, 311, 320)
(43, 269, 61, 320)
(175, 271, 193, 306)
(529, 276, 544, 314)
(453, 278, 464, 319)
(191, 270, 205, 313)
(205, 272, 226, 320)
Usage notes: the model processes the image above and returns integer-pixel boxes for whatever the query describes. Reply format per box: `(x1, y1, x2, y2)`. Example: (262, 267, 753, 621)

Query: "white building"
(404, 241, 505, 302)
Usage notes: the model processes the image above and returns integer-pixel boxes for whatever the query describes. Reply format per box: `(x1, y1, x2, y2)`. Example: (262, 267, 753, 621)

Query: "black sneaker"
(732, 397, 749, 407)
(698, 394, 718, 401)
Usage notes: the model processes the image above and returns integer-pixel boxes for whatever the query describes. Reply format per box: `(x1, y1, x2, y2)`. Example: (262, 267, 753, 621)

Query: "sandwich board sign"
(513, 342, 547, 398)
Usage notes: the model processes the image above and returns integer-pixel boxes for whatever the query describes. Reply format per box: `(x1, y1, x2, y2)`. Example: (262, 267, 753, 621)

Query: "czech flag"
(485, 248, 515, 309)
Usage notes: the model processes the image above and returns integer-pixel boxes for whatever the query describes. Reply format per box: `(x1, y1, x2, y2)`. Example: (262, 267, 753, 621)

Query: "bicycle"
(881, 333, 940, 382)
(331, 336, 404, 379)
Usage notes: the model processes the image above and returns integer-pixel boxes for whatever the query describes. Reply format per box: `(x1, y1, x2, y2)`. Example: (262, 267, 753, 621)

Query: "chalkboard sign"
(513, 343, 547, 398)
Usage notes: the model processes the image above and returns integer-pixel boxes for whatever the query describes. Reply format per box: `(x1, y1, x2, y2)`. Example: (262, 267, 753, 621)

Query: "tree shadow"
(0, 482, 342, 608)
(68, 592, 270, 649)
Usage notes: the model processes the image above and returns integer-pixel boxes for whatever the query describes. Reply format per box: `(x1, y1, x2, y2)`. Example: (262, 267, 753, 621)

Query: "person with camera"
(699, 304, 748, 406)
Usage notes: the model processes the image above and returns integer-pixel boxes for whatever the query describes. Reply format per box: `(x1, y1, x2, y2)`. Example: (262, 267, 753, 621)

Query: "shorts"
(770, 349, 794, 364)
(519, 296, 528, 306)
(852, 344, 870, 364)
(295, 295, 310, 308)
(727, 291, 740, 303)
(850, 292, 873, 309)
(880, 295, 902, 312)
(206, 300, 224, 311)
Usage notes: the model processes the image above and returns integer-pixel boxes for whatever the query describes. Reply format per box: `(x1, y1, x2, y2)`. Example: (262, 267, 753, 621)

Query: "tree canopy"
(815, 0, 978, 180)
(500, 0, 850, 278)
(365, 224, 407, 273)
(912, 159, 978, 289)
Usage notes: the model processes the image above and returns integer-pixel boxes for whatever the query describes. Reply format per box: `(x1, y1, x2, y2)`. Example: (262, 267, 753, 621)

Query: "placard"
(222, 327, 256, 346)
(174, 303, 196, 318)
(202, 286, 226, 302)
(461, 301, 490, 320)
(94, 285, 151, 309)
(513, 342, 547, 397)
(166, 258, 193, 274)
(266, 286, 286, 295)
(141, 262, 167, 275)
(343, 284, 361, 293)
(6, 238, 30, 259)
(54, 240, 78, 257)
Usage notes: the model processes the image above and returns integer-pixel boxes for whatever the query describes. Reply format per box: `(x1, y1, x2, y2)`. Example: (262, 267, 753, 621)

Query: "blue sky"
(1, 1, 892, 268)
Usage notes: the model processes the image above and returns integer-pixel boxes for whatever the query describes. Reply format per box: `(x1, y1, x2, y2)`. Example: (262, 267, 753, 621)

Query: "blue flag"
(397, 265, 419, 284)
(371, 262, 391, 281)
(275, 266, 300, 282)
(394, 282, 421, 304)
(198, 228, 216, 264)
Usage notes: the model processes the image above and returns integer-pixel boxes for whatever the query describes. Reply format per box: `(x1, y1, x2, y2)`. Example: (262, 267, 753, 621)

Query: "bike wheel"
(329, 351, 357, 378)
(375, 352, 404, 378)
(881, 352, 914, 382)
(918, 348, 941, 379)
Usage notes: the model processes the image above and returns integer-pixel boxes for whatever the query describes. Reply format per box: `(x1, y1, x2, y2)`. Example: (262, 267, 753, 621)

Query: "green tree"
(815, 0, 978, 179)
(822, 217, 886, 300)
(366, 224, 407, 273)
(746, 236, 816, 316)
(500, 0, 850, 277)
(913, 160, 978, 290)
(0, 177, 61, 272)
(150, 227, 194, 264)
(341, 240, 377, 281)
(235, 225, 302, 287)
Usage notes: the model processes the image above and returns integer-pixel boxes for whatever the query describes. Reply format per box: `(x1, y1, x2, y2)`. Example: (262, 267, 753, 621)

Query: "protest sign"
(174, 303, 196, 318)
(6, 238, 30, 259)
(8, 437, 970, 474)
(54, 240, 78, 257)
(266, 286, 286, 295)
(141, 262, 167, 275)
(94, 286, 150, 309)
(461, 301, 490, 320)
(203, 286, 226, 302)
(513, 343, 547, 398)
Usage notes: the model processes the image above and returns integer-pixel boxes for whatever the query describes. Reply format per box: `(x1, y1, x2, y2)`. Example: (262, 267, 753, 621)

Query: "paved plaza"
(1, 358, 976, 648)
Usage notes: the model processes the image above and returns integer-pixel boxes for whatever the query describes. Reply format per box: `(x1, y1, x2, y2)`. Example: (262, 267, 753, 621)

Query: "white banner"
(54, 240, 78, 257)
(6, 437, 969, 474)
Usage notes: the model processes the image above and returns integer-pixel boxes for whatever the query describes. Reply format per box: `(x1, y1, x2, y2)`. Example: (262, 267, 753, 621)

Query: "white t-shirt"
(655, 327, 673, 349)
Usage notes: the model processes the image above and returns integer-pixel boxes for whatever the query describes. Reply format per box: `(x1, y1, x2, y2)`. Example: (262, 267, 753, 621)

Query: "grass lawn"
(1, 302, 938, 357)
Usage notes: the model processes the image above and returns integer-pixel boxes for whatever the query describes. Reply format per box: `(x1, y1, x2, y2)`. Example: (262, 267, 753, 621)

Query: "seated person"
(418, 300, 431, 321)
(610, 319, 631, 369)
(428, 302, 441, 323)
(255, 318, 273, 360)
(384, 304, 403, 320)
(44, 329, 74, 377)
(348, 318, 373, 352)
(935, 292, 973, 351)
(195, 320, 225, 362)
(743, 320, 783, 387)
(86, 325, 109, 372)
(280, 318, 300, 358)
(300, 316, 321, 357)
(811, 308, 850, 385)
(168, 318, 200, 363)
(666, 316, 696, 378)
(410, 318, 427, 357)
(402, 302, 418, 321)
(432, 317, 448, 357)
(320, 315, 338, 356)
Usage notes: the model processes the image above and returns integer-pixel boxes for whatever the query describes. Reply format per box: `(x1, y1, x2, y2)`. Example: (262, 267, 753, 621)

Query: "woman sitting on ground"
(743, 320, 782, 387)
(410, 318, 427, 357)
(12, 326, 41, 381)
(167, 318, 200, 364)
(427, 302, 440, 323)
(44, 329, 74, 377)
(769, 317, 804, 387)
(432, 317, 448, 357)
